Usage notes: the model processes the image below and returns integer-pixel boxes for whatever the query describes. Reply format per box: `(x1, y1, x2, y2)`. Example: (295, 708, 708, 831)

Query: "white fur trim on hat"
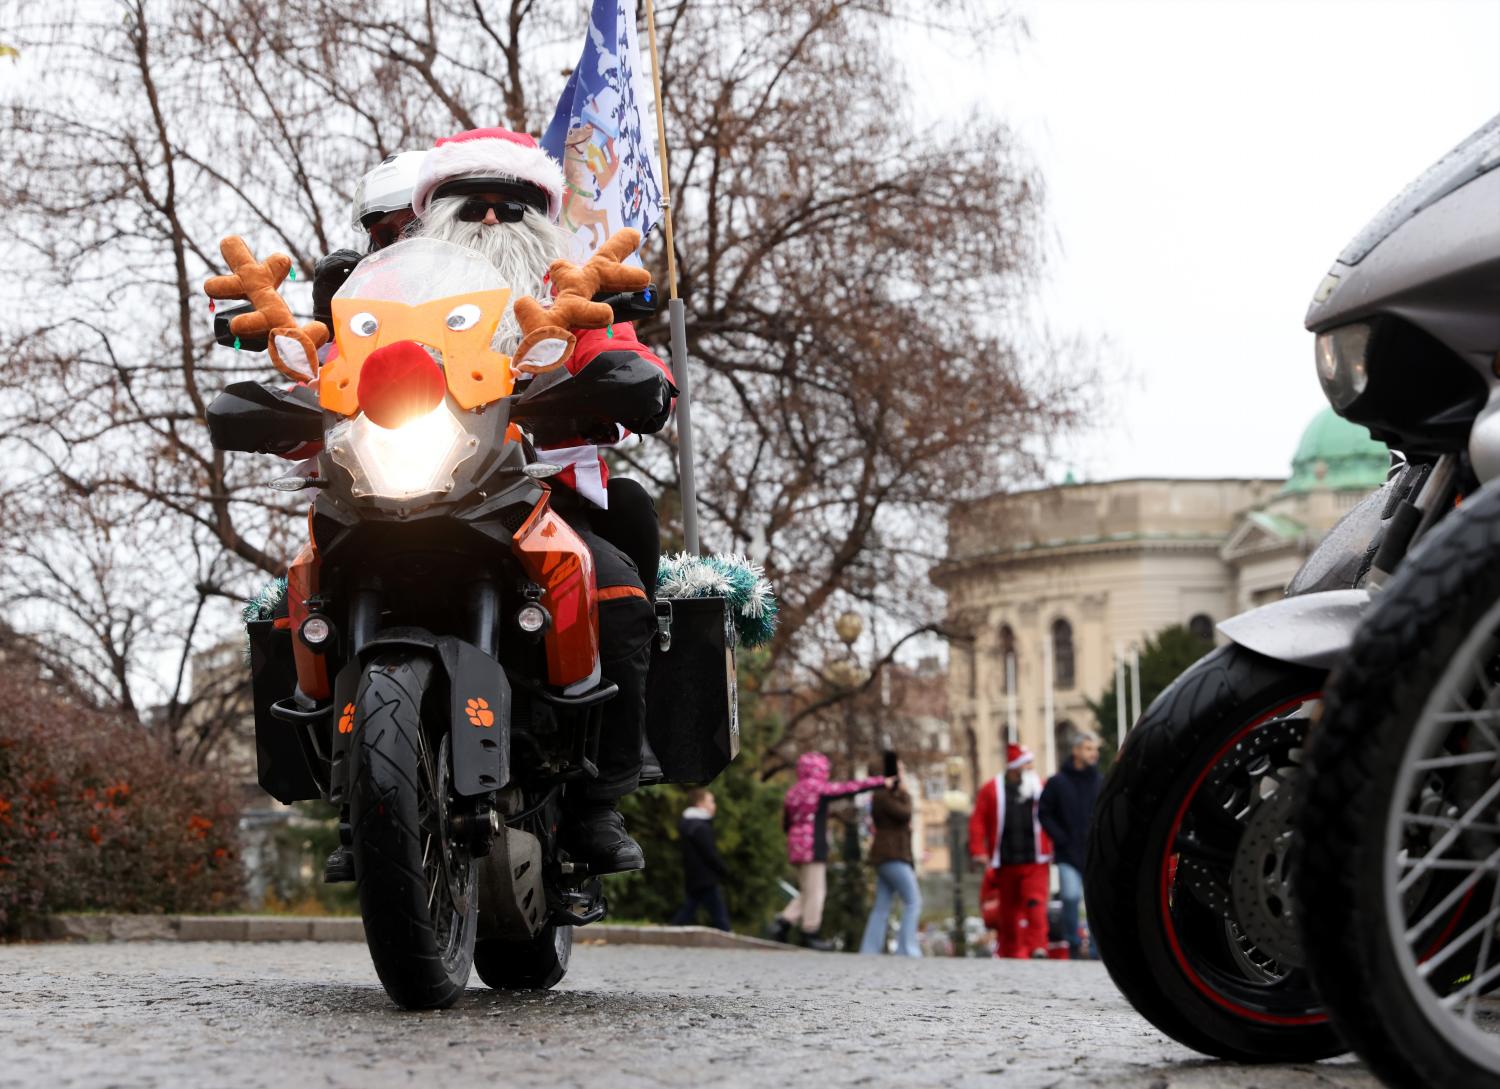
(412, 133, 565, 222)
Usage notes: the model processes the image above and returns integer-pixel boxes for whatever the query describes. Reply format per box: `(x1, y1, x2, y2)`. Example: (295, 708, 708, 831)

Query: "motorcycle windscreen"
(322, 237, 517, 415)
(512, 500, 601, 693)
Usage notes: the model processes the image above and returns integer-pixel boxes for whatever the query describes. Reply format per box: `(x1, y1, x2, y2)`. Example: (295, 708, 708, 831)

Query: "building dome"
(1282, 407, 1390, 494)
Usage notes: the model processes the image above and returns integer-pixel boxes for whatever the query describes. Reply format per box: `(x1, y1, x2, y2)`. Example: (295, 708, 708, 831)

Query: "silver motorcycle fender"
(1469, 384, 1500, 485)
(1216, 588, 1371, 671)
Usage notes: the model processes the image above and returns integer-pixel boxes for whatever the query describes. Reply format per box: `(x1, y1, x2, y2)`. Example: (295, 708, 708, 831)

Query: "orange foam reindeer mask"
(204, 228, 652, 418)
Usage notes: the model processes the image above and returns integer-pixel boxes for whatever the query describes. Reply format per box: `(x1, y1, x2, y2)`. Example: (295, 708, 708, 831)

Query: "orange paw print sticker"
(465, 697, 494, 728)
(337, 702, 355, 735)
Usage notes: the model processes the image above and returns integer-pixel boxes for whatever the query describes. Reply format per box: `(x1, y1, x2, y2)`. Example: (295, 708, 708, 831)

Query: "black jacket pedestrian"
(679, 807, 729, 892)
(1038, 760, 1103, 871)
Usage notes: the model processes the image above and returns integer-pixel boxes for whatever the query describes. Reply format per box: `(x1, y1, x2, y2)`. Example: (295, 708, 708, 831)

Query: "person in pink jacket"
(771, 752, 891, 949)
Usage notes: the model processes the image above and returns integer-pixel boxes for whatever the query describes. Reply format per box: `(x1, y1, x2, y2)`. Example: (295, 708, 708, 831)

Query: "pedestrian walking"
(858, 762, 923, 957)
(772, 752, 891, 950)
(670, 788, 731, 932)
(969, 744, 1052, 959)
(1038, 730, 1103, 959)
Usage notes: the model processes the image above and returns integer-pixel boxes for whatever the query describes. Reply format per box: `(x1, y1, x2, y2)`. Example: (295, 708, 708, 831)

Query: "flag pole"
(643, 0, 700, 556)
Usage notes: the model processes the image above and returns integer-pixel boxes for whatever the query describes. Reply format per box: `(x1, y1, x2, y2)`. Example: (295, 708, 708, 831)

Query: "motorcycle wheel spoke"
(1404, 845, 1500, 942)
(1405, 812, 1500, 837)
(1399, 779, 1500, 894)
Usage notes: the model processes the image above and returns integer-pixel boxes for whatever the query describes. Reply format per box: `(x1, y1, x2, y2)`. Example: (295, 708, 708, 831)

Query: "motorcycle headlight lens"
(1314, 322, 1372, 410)
(328, 401, 478, 500)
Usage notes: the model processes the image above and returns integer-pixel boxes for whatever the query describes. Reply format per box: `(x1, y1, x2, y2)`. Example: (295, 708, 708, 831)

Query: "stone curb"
(23, 915, 795, 952)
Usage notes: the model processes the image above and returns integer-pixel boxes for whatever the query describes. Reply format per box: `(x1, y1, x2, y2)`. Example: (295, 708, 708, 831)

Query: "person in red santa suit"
(968, 744, 1053, 958)
(408, 127, 677, 874)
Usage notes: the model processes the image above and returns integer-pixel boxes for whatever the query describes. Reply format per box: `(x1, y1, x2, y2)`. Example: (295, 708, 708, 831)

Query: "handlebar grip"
(213, 302, 269, 353)
(592, 284, 660, 324)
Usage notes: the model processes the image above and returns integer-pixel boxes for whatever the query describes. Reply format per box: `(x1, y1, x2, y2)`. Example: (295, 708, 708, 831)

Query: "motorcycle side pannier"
(644, 596, 740, 785)
(246, 618, 323, 803)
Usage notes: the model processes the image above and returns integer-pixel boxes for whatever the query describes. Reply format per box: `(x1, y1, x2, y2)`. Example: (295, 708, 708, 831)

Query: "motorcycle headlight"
(327, 401, 479, 500)
(1314, 322, 1372, 411)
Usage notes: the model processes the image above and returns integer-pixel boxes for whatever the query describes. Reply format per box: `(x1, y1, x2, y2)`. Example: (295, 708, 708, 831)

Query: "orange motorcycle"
(207, 236, 737, 1009)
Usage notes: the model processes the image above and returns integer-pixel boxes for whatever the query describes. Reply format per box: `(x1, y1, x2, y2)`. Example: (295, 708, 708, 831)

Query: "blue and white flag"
(542, 0, 663, 263)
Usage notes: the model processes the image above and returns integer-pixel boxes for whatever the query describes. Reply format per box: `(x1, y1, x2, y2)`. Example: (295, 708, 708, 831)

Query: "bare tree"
(0, 0, 1086, 767)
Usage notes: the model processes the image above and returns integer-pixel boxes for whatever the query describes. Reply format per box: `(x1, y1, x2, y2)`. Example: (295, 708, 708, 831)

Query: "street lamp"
(831, 609, 867, 949)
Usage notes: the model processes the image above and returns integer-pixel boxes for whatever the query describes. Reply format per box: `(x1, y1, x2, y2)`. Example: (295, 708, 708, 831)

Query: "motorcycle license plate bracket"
(327, 628, 511, 805)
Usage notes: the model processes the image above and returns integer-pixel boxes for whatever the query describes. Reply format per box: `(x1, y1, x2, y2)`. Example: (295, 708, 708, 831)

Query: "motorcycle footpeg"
(551, 879, 608, 927)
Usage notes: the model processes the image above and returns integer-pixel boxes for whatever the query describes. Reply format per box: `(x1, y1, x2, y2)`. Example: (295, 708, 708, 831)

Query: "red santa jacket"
(968, 772, 1053, 869)
(531, 321, 673, 508)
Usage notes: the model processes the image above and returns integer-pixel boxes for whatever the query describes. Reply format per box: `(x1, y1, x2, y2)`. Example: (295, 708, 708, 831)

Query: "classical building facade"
(932, 409, 1388, 792)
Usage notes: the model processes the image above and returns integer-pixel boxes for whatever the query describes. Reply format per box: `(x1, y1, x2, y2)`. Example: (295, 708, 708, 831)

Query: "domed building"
(931, 409, 1388, 794)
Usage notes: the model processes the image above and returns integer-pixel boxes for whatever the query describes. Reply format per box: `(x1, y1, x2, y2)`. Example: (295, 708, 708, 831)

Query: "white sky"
(912, 0, 1500, 482)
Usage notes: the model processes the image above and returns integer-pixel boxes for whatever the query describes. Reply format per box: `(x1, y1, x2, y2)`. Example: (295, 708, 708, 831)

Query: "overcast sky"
(912, 0, 1500, 483)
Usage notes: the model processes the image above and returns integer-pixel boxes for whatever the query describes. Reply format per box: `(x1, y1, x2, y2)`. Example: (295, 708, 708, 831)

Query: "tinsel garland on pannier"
(656, 552, 778, 648)
(241, 576, 287, 662)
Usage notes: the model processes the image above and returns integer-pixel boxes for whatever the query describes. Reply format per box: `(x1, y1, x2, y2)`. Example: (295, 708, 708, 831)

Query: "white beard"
(414, 196, 567, 353)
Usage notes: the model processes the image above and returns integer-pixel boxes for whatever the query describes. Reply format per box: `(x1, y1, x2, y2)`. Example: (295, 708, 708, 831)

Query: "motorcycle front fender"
(1216, 589, 1370, 671)
(328, 629, 509, 805)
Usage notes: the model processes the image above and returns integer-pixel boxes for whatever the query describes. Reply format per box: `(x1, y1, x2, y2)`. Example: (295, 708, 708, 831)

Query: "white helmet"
(349, 150, 426, 233)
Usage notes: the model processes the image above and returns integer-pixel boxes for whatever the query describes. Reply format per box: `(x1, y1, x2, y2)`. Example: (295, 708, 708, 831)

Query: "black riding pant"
(555, 479, 660, 801)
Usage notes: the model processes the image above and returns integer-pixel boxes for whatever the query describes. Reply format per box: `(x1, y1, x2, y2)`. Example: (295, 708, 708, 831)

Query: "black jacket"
(1038, 761, 1103, 871)
(679, 809, 729, 892)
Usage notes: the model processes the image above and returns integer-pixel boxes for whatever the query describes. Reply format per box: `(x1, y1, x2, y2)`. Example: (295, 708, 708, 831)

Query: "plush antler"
(204, 236, 328, 381)
(511, 228, 653, 374)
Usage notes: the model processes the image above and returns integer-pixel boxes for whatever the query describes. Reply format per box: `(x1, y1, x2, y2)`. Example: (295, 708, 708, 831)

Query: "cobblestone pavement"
(0, 941, 1377, 1089)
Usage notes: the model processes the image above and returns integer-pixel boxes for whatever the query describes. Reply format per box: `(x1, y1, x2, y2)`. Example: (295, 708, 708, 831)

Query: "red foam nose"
(357, 340, 446, 429)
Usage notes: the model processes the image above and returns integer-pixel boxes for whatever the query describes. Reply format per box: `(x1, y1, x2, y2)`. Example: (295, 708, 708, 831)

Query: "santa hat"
(412, 127, 566, 222)
(1006, 743, 1034, 770)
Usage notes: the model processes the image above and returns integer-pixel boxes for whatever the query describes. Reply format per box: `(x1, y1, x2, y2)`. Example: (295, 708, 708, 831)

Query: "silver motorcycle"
(1085, 113, 1500, 1064)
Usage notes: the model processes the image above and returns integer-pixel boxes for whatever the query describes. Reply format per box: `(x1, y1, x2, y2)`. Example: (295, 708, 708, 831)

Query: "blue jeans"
(672, 885, 731, 931)
(1057, 862, 1092, 958)
(859, 860, 922, 957)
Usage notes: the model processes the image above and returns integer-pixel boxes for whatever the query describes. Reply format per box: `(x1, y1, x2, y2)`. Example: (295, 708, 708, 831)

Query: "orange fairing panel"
(287, 543, 330, 700)
(323, 289, 514, 415)
(512, 498, 600, 689)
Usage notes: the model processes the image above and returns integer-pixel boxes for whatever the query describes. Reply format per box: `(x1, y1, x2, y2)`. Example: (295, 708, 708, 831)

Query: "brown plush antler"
(204, 236, 328, 381)
(511, 228, 653, 373)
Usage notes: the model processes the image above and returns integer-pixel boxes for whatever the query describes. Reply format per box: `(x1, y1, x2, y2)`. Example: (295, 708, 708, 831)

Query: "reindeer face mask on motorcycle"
(204, 229, 651, 423)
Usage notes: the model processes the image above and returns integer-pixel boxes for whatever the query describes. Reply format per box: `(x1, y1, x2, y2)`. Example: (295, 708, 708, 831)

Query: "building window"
(998, 624, 1016, 692)
(965, 726, 980, 791)
(1189, 613, 1215, 643)
(1052, 618, 1075, 690)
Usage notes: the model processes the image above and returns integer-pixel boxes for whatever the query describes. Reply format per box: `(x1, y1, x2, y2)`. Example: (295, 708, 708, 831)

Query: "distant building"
(933, 409, 1388, 792)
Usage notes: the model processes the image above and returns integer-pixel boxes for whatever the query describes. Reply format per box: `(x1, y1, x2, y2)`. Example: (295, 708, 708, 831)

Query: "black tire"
(1085, 643, 1344, 1062)
(350, 653, 477, 1010)
(473, 924, 574, 990)
(1297, 482, 1500, 1089)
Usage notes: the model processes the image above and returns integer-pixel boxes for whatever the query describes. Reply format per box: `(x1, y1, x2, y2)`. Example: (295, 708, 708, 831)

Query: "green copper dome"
(1282, 408, 1390, 494)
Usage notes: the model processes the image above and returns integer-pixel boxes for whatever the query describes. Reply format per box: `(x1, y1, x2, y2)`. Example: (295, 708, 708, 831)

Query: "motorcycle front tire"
(1297, 482, 1500, 1089)
(1085, 643, 1344, 1062)
(350, 653, 478, 1010)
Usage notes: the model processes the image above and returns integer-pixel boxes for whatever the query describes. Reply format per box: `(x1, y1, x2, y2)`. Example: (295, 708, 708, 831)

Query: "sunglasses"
(457, 198, 532, 224)
(368, 210, 415, 250)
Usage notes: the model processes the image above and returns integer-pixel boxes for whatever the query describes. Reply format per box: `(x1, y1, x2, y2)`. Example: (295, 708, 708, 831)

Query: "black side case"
(246, 619, 323, 803)
(643, 597, 740, 785)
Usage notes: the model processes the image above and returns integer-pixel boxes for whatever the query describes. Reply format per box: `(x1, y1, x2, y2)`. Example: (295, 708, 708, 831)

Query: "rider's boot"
(565, 799, 645, 874)
(800, 929, 835, 952)
(323, 845, 355, 883)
